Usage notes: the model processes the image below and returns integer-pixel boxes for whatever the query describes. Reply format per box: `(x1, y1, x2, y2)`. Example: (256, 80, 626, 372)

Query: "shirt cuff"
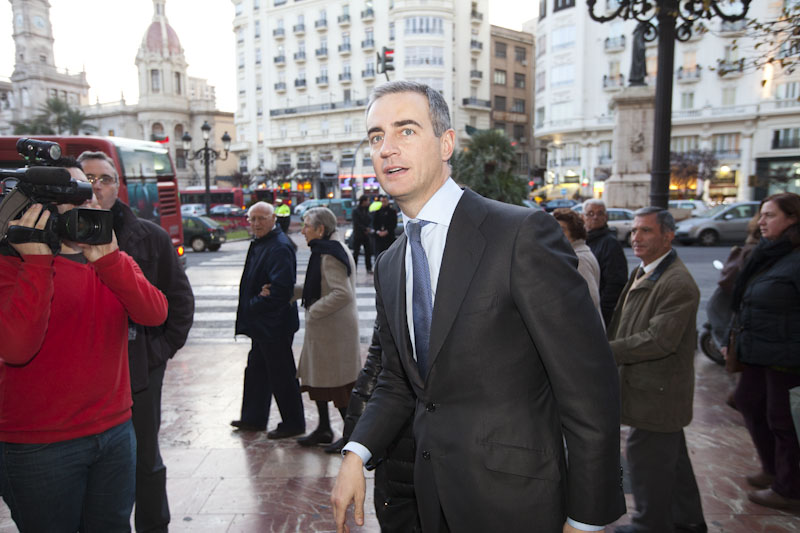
(567, 518, 604, 531)
(341, 441, 372, 465)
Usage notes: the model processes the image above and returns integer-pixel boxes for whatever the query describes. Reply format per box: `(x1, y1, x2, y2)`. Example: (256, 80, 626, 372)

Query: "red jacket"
(0, 250, 168, 443)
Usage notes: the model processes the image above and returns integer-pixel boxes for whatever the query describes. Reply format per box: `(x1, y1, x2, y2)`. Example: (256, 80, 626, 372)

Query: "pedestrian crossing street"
(186, 250, 378, 344)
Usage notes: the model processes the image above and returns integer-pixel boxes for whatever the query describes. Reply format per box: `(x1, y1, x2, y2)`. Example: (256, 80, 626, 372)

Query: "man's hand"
(720, 346, 728, 360)
(76, 230, 119, 262)
(7, 204, 53, 257)
(260, 283, 271, 297)
(331, 451, 366, 533)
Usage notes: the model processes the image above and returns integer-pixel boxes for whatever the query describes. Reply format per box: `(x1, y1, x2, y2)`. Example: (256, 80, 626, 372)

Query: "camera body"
(0, 138, 113, 252)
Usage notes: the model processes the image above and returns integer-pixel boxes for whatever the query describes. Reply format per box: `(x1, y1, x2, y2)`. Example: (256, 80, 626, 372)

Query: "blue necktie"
(408, 220, 433, 378)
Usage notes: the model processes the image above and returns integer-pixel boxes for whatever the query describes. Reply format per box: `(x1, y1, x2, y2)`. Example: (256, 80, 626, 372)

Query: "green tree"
(452, 129, 526, 205)
(12, 115, 55, 135)
(37, 97, 70, 134)
(64, 107, 97, 135)
(11, 97, 97, 135)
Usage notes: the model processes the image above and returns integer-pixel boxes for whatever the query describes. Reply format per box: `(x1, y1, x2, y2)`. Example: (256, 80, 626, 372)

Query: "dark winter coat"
(235, 226, 299, 342)
(113, 200, 194, 393)
(586, 225, 629, 325)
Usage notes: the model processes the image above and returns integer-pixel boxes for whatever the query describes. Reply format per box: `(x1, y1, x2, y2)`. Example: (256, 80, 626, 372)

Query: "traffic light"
(377, 46, 395, 76)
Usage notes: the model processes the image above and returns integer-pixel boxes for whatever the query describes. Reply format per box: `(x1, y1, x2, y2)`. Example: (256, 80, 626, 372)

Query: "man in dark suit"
(331, 81, 625, 533)
(371, 194, 398, 256)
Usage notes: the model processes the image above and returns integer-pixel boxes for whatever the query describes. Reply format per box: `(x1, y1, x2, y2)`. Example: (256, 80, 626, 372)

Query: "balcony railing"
(603, 73, 625, 89)
(717, 58, 744, 76)
(471, 10, 484, 21)
(561, 157, 581, 166)
(470, 40, 483, 52)
(598, 155, 613, 165)
(361, 39, 375, 50)
(315, 47, 328, 58)
(273, 28, 285, 38)
(316, 76, 329, 86)
(339, 72, 352, 82)
(274, 55, 286, 64)
(362, 68, 376, 79)
(274, 82, 286, 91)
(361, 8, 374, 21)
(720, 19, 746, 33)
(338, 14, 350, 25)
(604, 35, 625, 51)
(677, 65, 702, 82)
(294, 78, 307, 88)
(293, 51, 306, 61)
(713, 149, 741, 159)
(462, 97, 491, 108)
(293, 24, 305, 34)
(315, 19, 328, 29)
(338, 43, 352, 54)
(470, 70, 483, 79)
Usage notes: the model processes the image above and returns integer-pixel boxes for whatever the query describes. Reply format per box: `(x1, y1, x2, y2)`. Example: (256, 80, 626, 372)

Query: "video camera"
(0, 138, 113, 253)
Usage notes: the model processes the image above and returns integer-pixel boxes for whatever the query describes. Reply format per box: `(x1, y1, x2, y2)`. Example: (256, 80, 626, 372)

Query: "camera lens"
(75, 212, 102, 241)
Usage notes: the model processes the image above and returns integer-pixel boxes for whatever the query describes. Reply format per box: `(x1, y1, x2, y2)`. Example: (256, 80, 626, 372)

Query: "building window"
(255, 21, 261, 38)
(515, 46, 526, 62)
(536, 35, 547, 57)
(551, 101, 573, 122)
(513, 124, 525, 140)
(554, 0, 576, 12)
(344, 117, 352, 133)
(670, 135, 699, 152)
(599, 140, 612, 164)
(712, 133, 740, 156)
(514, 73, 526, 89)
(511, 99, 525, 113)
(404, 16, 445, 35)
(551, 64, 574, 87)
(494, 69, 507, 85)
(552, 25, 576, 49)
(150, 69, 161, 92)
(494, 95, 507, 110)
(535, 107, 545, 128)
(404, 46, 445, 66)
(389, 22, 395, 41)
(255, 48, 262, 64)
(535, 71, 546, 93)
(234, 3, 243, 16)
(772, 128, 800, 149)
(680, 91, 694, 109)
(174, 72, 182, 95)
(539, 0, 547, 18)
(722, 86, 736, 106)
(495, 42, 507, 58)
(494, 122, 506, 134)
(776, 81, 799, 101)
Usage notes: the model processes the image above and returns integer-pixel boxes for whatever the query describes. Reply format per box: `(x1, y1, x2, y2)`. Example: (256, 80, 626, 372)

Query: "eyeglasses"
(85, 174, 117, 185)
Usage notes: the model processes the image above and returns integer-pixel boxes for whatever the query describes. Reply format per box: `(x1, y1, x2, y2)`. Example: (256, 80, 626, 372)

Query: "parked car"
(521, 199, 545, 212)
(674, 201, 760, 246)
(294, 198, 354, 220)
(209, 204, 246, 216)
(542, 198, 578, 212)
(606, 208, 636, 245)
(668, 199, 708, 217)
(181, 203, 207, 217)
(183, 215, 226, 252)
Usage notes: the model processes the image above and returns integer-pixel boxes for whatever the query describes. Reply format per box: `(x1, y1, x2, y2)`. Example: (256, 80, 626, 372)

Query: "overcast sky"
(1, 0, 539, 112)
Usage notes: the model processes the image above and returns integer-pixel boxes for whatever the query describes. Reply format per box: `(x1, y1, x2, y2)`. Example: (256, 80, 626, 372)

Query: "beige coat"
(572, 239, 603, 325)
(295, 238, 362, 388)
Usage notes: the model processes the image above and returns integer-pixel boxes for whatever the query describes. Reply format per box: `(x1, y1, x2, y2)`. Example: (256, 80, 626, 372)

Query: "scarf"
(731, 230, 797, 311)
(302, 237, 351, 309)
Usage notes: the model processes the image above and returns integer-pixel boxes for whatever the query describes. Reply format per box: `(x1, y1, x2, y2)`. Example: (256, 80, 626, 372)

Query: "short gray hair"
(248, 201, 274, 216)
(77, 150, 118, 177)
(366, 80, 452, 137)
(304, 207, 337, 238)
(582, 199, 606, 212)
(634, 206, 676, 232)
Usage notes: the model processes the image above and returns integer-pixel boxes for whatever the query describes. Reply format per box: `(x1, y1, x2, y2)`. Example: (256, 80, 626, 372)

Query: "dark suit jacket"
(350, 190, 626, 532)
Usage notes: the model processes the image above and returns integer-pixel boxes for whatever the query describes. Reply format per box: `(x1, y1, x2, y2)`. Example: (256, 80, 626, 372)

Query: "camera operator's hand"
(7, 203, 53, 257)
(76, 230, 119, 263)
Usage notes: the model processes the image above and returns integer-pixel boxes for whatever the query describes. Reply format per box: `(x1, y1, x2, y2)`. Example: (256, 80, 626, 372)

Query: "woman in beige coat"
(295, 207, 362, 452)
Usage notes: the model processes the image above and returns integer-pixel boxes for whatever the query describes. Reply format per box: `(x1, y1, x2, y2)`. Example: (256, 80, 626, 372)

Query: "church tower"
(9, 0, 89, 122)
(135, 0, 188, 106)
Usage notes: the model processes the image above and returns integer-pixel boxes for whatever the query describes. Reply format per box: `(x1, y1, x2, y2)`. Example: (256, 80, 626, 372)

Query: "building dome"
(143, 20, 182, 56)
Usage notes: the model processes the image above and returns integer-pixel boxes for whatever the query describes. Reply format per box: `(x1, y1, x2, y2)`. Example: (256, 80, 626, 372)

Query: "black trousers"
(352, 233, 372, 272)
(131, 363, 169, 533)
(626, 427, 705, 533)
(240, 337, 305, 431)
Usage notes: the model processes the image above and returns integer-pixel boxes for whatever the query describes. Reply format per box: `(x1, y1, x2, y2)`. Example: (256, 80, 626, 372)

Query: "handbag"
(725, 315, 744, 374)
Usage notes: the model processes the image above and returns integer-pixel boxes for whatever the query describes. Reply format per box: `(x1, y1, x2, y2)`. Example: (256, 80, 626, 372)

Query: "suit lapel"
(379, 234, 424, 388)
(427, 190, 487, 374)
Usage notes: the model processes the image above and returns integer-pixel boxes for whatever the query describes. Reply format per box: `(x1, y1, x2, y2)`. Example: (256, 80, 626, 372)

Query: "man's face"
(81, 158, 119, 210)
(58, 167, 94, 214)
(366, 92, 454, 213)
(582, 205, 607, 232)
(631, 213, 673, 266)
(248, 205, 275, 239)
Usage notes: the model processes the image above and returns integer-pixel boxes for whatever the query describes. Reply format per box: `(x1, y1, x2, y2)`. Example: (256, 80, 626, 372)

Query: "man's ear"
(440, 129, 455, 162)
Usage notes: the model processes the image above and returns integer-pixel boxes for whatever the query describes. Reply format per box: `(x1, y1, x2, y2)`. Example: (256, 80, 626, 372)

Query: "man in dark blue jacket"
(232, 201, 305, 438)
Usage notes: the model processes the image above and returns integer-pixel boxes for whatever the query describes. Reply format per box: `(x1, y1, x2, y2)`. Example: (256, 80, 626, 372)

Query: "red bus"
(0, 135, 185, 261)
(179, 186, 246, 209)
(250, 187, 306, 212)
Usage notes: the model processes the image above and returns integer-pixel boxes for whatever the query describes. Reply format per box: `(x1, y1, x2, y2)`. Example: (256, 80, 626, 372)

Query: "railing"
(338, 43, 351, 53)
(717, 58, 744, 76)
(361, 8, 374, 20)
(713, 149, 741, 159)
(316, 76, 329, 85)
(676, 65, 702, 81)
(274, 82, 286, 91)
(293, 24, 305, 34)
(720, 19, 746, 33)
(294, 78, 307, 88)
(315, 48, 328, 57)
(274, 55, 286, 64)
(470, 70, 483, 79)
(470, 40, 483, 51)
(604, 35, 625, 51)
(361, 39, 375, 49)
(471, 10, 484, 21)
(293, 51, 306, 61)
(339, 72, 352, 81)
(273, 28, 285, 38)
(362, 69, 376, 78)
(315, 19, 328, 29)
(603, 74, 625, 89)
(338, 14, 351, 24)
(269, 98, 369, 117)
(461, 97, 491, 108)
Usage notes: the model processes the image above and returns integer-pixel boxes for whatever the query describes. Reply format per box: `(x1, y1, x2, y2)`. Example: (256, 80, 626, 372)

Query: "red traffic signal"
(378, 46, 395, 74)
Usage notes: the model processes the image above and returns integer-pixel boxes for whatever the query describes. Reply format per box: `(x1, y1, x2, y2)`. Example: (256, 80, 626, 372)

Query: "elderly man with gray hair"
(607, 207, 706, 533)
(231, 201, 305, 438)
(583, 199, 629, 325)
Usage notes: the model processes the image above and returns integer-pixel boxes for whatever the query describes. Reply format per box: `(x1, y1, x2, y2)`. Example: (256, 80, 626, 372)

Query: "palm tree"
(37, 97, 70, 134)
(12, 115, 55, 135)
(452, 129, 526, 205)
(64, 107, 97, 135)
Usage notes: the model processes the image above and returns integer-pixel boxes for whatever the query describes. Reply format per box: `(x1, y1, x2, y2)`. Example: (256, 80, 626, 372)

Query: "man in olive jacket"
(608, 207, 705, 533)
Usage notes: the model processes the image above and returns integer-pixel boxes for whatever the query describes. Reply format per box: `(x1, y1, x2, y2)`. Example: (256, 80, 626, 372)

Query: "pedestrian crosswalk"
(186, 250, 378, 344)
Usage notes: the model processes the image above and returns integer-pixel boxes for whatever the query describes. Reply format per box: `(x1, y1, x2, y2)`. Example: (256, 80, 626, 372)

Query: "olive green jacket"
(608, 250, 700, 432)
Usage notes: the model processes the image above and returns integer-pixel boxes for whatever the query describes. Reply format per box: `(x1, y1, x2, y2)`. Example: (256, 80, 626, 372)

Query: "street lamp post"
(182, 121, 232, 215)
(587, 0, 750, 208)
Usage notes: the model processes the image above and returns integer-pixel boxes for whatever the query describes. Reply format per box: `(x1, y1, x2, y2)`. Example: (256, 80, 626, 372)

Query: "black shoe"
(296, 428, 334, 446)
(267, 425, 305, 439)
(230, 420, 266, 432)
(324, 437, 345, 454)
(675, 523, 708, 533)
